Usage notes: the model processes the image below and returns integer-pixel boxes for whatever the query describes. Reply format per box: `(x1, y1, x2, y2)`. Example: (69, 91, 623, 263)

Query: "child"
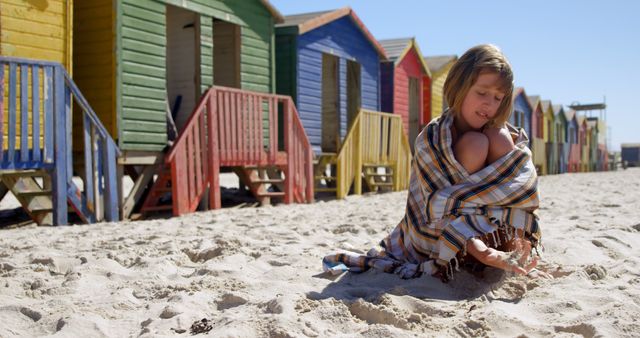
(323, 44, 542, 281)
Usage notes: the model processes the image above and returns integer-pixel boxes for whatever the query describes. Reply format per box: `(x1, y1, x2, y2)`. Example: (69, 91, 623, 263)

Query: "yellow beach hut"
(541, 100, 555, 174)
(424, 55, 457, 120)
(528, 95, 546, 174)
(0, 0, 72, 69)
(1, 0, 120, 225)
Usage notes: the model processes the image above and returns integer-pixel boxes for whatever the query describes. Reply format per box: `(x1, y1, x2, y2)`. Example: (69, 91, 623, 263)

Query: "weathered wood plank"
(102, 140, 119, 222)
(0, 65, 4, 161)
(65, 86, 72, 183)
(32, 66, 41, 162)
(52, 66, 67, 225)
(207, 92, 221, 209)
(43, 66, 54, 163)
(172, 148, 189, 215)
(8, 64, 18, 163)
(83, 114, 95, 215)
(20, 65, 29, 162)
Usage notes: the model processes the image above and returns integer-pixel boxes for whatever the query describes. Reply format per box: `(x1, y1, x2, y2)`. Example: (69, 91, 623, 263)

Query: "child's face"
(459, 72, 505, 130)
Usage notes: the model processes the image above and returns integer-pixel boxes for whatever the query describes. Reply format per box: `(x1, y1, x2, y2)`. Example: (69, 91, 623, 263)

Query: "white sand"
(0, 168, 639, 337)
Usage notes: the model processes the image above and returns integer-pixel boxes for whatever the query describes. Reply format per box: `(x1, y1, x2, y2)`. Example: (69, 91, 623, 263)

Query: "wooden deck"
(315, 109, 412, 199)
(143, 86, 314, 216)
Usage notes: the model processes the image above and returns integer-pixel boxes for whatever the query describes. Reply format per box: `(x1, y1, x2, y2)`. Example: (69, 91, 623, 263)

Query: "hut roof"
(277, 7, 387, 59)
(260, 0, 285, 23)
(564, 108, 577, 122)
(528, 95, 541, 109)
(379, 37, 430, 75)
(513, 87, 533, 111)
(622, 143, 640, 148)
(424, 55, 457, 75)
(552, 104, 564, 115)
(379, 38, 412, 61)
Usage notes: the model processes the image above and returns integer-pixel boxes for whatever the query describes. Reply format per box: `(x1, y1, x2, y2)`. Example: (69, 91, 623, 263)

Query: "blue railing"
(0, 56, 120, 225)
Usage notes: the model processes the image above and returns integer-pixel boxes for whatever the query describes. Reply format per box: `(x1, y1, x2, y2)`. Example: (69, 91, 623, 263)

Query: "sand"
(0, 168, 639, 337)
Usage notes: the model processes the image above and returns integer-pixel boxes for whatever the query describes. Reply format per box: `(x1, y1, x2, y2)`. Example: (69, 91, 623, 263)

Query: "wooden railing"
(165, 86, 313, 215)
(335, 109, 412, 199)
(165, 91, 211, 214)
(282, 95, 314, 204)
(0, 56, 120, 225)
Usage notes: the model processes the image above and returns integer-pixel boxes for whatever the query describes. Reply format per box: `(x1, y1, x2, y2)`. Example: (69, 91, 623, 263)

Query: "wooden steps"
(363, 164, 394, 192)
(1, 171, 54, 225)
(314, 153, 338, 193)
(140, 165, 174, 216)
(234, 166, 285, 206)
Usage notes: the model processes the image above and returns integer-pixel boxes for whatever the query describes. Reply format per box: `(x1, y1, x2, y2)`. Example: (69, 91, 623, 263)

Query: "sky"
(270, 0, 639, 151)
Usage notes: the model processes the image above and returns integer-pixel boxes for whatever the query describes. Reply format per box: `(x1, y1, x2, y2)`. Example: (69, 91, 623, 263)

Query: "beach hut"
(586, 118, 598, 171)
(1, 1, 119, 225)
(528, 95, 546, 174)
(275, 8, 411, 198)
(541, 100, 556, 175)
(424, 55, 457, 120)
(596, 119, 608, 171)
(379, 37, 431, 151)
(577, 115, 588, 172)
(565, 108, 580, 173)
(621, 144, 640, 167)
(553, 105, 568, 173)
(73, 0, 313, 217)
(509, 88, 532, 142)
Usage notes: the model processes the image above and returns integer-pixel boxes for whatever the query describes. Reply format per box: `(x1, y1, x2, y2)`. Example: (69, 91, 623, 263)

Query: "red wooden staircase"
(141, 86, 314, 216)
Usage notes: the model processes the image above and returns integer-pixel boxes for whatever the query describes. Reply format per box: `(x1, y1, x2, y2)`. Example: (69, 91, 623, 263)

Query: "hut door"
(321, 54, 339, 152)
(166, 5, 199, 132)
(408, 77, 420, 151)
(213, 19, 240, 88)
(346, 60, 361, 130)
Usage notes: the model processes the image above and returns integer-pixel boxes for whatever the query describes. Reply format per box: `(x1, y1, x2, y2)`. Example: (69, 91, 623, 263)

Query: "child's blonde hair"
(443, 44, 514, 128)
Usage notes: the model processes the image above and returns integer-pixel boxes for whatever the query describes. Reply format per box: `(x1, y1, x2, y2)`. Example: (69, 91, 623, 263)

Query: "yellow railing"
(335, 109, 412, 199)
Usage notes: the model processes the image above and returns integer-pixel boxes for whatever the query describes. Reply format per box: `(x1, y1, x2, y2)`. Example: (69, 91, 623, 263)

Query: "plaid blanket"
(323, 110, 541, 281)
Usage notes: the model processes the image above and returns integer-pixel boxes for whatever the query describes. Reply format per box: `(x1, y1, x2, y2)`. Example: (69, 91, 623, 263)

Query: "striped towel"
(323, 110, 541, 281)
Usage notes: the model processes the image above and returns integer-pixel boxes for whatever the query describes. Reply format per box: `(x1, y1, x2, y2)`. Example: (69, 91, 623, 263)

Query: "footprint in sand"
(182, 247, 224, 263)
(348, 299, 412, 330)
(331, 224, 359, 234)
(488, 280, 528, 302)
(554, 323, 598, 338)
(216, 292, 248, 310)
(19, 307, 42, 322)
(584, 264, 607, 280)
(451, 317, 491, 337)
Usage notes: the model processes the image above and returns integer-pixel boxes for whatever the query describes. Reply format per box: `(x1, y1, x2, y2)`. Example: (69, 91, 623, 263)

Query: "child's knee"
(483, 127, 515, 163)
(454, 132, 489, 173)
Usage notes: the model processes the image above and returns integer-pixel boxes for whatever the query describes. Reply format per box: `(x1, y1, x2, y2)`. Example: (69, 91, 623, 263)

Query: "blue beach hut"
(509, 87, 532, 143)
(276, 8, 412, 198)
(275, 7, 388, 154)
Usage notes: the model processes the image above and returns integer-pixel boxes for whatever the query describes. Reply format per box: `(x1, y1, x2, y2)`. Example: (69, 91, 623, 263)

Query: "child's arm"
(466, 237, 537, 275)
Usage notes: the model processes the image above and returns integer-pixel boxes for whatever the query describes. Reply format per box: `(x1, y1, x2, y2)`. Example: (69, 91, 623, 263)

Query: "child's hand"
(466, 237, 538, 275)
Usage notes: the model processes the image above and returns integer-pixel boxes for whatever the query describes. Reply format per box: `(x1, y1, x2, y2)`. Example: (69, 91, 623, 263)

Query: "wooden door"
(321, 54, 339, 152)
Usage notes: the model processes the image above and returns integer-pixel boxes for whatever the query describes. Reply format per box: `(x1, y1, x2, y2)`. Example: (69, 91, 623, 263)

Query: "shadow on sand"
(308, 266, 516, 303)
